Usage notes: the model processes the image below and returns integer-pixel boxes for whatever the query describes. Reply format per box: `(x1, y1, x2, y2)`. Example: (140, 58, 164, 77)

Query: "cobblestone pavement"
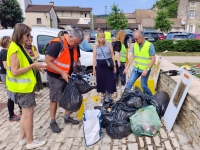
(0, 82, 196, 150)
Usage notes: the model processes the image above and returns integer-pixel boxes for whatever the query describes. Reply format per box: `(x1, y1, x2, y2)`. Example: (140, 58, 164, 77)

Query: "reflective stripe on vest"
(134, 41, 152, 70)
(7, 77, 31, 83)
(53, 60, 70, 68)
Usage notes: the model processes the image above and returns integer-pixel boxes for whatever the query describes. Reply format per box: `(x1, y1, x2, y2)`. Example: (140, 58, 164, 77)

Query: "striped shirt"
(96, 42, 111, 60)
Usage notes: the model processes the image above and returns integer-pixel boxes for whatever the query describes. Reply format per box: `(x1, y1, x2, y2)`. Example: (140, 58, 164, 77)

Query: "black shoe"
(50, 122, 61, 133)
(64, 116, 79, 125)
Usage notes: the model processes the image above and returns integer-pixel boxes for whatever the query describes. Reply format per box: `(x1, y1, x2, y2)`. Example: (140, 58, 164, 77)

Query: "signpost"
(163, 69, 193, 132)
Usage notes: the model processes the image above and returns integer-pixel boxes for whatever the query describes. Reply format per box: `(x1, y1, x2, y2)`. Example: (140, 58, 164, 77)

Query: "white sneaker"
(19, 138, 27, 146)
(26, 140, 46, 149)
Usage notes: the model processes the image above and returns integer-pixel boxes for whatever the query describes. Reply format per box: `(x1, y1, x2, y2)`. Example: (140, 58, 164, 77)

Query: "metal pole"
(105, 4, 107, 30)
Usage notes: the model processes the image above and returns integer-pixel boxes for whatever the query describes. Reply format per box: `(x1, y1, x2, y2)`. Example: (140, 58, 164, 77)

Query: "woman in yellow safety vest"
(113, 30, 127, 90)
(6, 23, 46, 149)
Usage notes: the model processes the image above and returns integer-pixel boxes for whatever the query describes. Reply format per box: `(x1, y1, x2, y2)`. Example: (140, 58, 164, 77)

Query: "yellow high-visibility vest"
(104, 31, 112, 43)
(6, 42, 36, 93)
(134, 41, 152, 70)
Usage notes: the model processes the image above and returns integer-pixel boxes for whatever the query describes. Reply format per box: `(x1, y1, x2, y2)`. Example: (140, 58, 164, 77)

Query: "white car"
(0, 27, 96, 87)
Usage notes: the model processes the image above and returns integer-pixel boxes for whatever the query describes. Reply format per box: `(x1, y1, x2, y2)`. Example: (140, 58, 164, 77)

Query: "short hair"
(0, 36, 11, 48)
(12, 23, 31, 44)
(69, 28, 84, 42)
(134, 30, 144, 38)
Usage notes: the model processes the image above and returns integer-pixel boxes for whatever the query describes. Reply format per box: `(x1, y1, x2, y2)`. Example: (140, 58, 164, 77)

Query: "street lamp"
(104, 4, 107, 30)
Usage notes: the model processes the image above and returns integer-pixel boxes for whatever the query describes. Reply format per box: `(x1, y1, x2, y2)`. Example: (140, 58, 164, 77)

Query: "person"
(24, 36, 39, 61)
(0, 36, 21, 121)
(95, 27, 101, 36)
(104, 28, 112, 43)
(124, 33, 132, 65)
(57, 30, 81, 66)
(113, 30, 127, 90)
(93, 32, 116, 100)
(24, 36, 43, 93)
(6, 23, 46, 149)
(45, 28, 84, 133)
(123, 30, 156, 96)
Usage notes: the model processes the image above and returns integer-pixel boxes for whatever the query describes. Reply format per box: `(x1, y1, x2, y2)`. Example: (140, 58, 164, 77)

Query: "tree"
(154, 10, 174, 32)
(155, 0, 179, 18)
(107, 3, 128, 30)
(0, 0, 24, 29)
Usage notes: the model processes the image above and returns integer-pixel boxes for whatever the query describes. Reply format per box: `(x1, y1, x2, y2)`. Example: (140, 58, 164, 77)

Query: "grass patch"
(156, 51, 200, 56)
(173, 62, 200, 78)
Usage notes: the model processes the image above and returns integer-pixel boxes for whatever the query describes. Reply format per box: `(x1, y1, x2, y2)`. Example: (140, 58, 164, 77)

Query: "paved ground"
(0, 82, 196, 150)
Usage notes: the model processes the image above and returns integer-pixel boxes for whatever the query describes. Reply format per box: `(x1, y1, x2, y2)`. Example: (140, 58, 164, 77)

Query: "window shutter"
(187, 10, 190, 18)
(193, 25, 196, 33)
(195, 10, 198, 18)
(187, 25, 189, 32)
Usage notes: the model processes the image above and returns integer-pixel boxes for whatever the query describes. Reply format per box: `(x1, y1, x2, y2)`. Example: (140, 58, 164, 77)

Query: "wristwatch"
(146, 68, 150, 71)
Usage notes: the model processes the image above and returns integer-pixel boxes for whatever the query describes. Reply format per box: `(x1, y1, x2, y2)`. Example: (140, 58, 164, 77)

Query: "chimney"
(49, 1, 54, 6)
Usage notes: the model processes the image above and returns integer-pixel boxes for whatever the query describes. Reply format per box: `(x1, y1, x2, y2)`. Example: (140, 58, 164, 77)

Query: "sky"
(32, 0, 156, 15)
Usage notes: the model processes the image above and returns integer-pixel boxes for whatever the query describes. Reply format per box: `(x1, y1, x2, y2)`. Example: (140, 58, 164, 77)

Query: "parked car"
(88, 30, 98, 43)
(0, 27, 96, 86)
(166, 33, 188, 40)
(158, 32, 165, 40)
(143, 32, 160, 42)
(188, 33, 200, 40)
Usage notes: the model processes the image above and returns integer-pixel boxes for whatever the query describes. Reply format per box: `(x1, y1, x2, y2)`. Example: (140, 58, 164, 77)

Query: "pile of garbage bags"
(96, 88, 169, 139)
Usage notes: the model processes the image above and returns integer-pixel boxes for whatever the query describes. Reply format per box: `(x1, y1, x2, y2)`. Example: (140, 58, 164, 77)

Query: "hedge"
(154, 40, 200, 52)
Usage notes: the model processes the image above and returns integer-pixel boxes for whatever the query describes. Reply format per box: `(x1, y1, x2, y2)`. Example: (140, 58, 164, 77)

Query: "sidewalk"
(0, 85, 195, 150)
(160, 56, 200, 63)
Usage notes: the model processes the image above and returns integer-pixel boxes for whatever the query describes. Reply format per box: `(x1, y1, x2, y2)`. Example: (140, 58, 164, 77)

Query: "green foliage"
(107, 3, 128, 30)
(156, 0, 179, 18)
(0, 0, 24, 29)
(154, 10, 173, 32)
(154, 40, 200, 52)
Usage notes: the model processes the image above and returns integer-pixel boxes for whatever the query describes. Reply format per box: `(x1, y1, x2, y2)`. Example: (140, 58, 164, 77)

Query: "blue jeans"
(125, 69, 153, 96)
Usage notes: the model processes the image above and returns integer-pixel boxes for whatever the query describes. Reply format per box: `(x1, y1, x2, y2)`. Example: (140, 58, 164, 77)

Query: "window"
(190, 2, 196, 7)
(189, 10, 195, 18)
(189, 25, 193, 33)
(79, 40, 93, 52)
(37, 18, 42, 24)
(85, 13, 87, 17)
(37, 35, 55, 54)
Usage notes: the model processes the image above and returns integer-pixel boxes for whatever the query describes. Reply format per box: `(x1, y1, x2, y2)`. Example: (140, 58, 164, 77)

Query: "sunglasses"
(25, 33, 31, 38)
(2, 36, 7, 40)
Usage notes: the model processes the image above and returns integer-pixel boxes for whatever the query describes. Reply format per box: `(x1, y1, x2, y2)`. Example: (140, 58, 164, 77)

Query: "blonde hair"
(96, 32, 106, 47)
(0, 36, 11, 48)
(114, 30, 126, 43)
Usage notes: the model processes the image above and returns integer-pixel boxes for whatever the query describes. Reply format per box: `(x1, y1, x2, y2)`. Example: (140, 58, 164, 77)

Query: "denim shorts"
(16, 92, 36, 108)
(47, 74, 67, 102)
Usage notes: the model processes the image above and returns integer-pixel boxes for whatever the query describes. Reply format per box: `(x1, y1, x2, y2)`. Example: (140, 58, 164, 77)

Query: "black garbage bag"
(145, 94, 162, 118)
(59, 79, 83, 112)
(74, 77, 93, 94)
(111, 102, 137, 120)
(106, 120, 132, 139)
(154, 91, 170, 117)
(73, 65, 87, 78)
(126, 96, 143, 109)
(102, 91, 115, 109)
